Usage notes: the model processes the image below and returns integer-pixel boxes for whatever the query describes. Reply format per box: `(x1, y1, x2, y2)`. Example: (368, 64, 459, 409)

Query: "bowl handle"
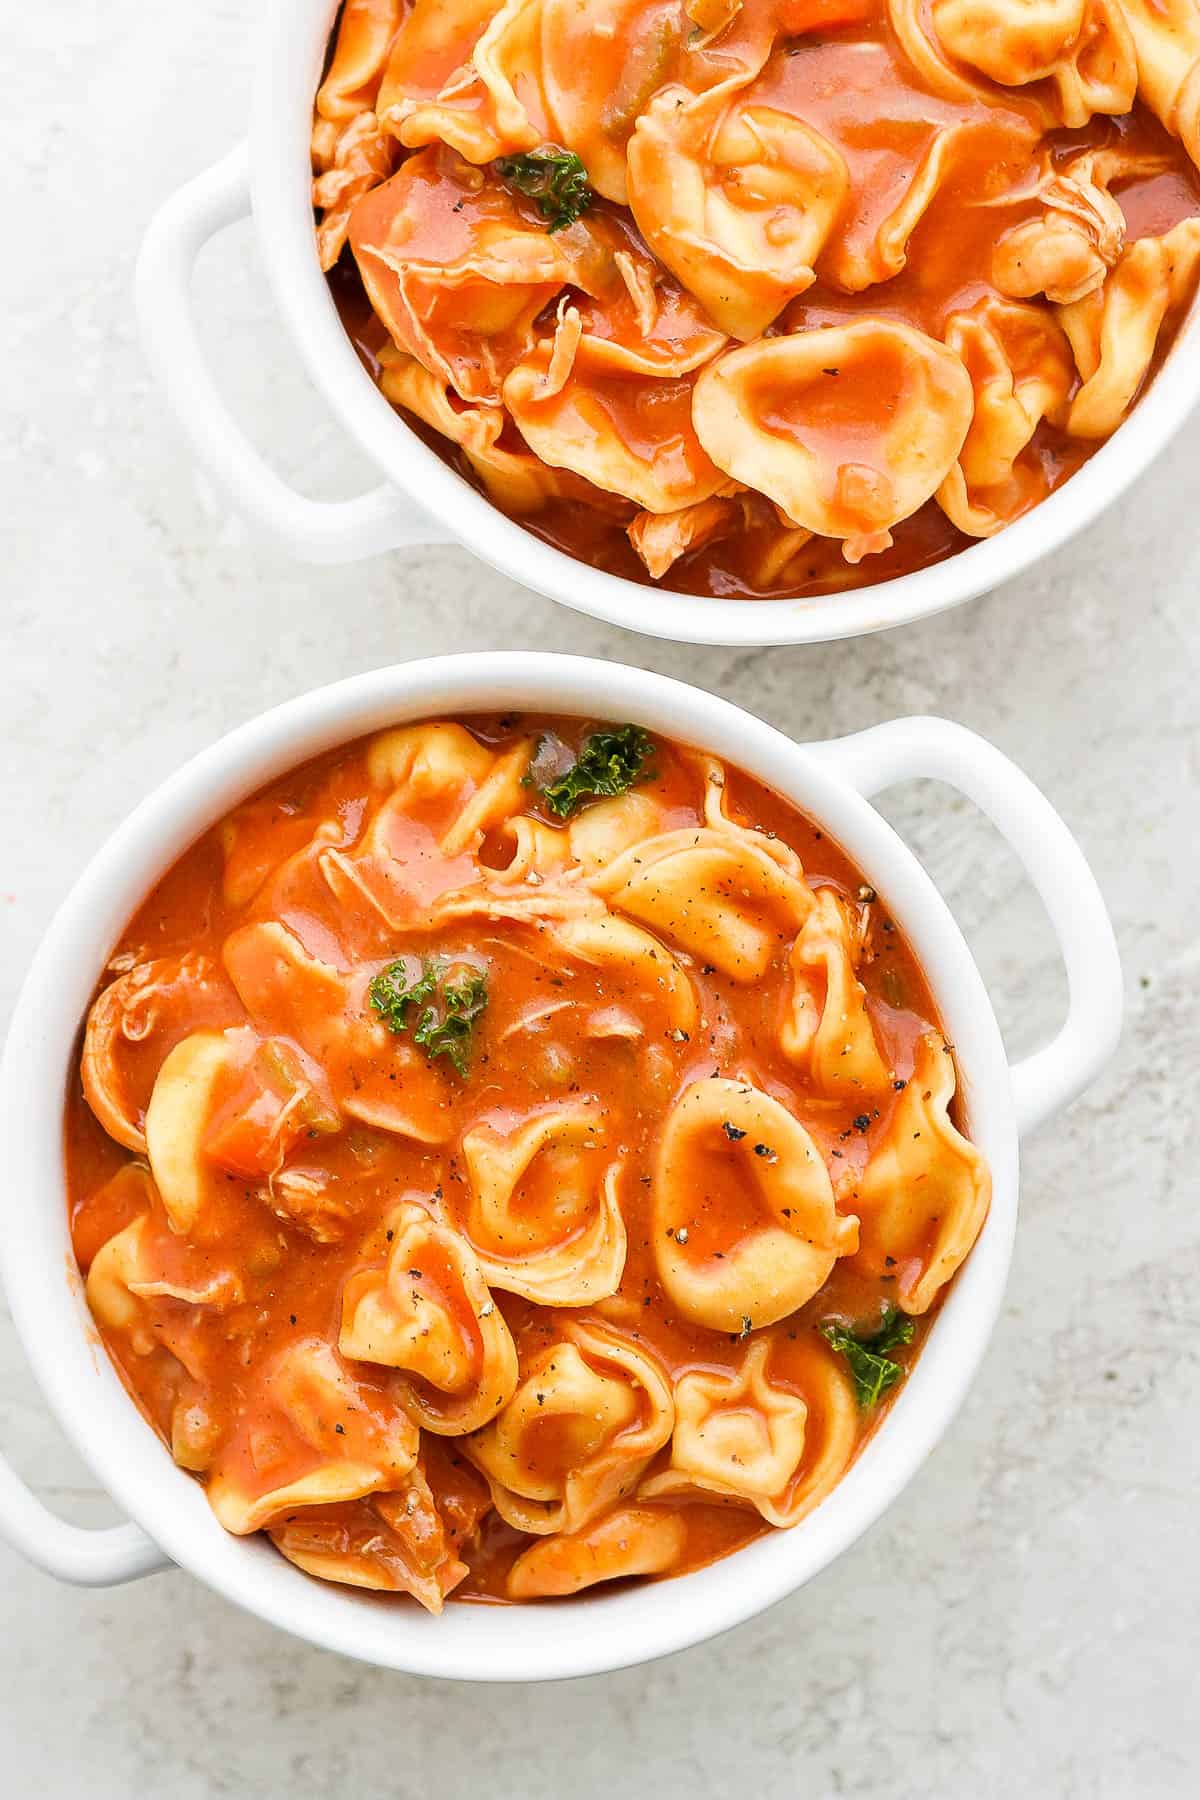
(0, 1452, 170, 1586)
(135, 142, 451, 564)
(807, 716, 1122, 1137)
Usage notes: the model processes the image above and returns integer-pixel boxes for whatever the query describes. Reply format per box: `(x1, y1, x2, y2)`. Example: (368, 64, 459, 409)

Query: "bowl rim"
(246, 0, 1200, 648)
(0, 653, 1019, 1679)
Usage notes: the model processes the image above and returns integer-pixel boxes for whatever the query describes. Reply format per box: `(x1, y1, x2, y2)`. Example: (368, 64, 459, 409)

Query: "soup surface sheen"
(313, 0, 1200, 599)
(68, 716, 990, 1606)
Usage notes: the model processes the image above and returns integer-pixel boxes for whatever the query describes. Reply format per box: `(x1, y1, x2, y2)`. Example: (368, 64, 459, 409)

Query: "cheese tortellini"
(936, 296, 1076, 536)
(839, 1034, 991, 1313)
(339, 1200, 519, 1432)
(782, 887, 893, 1094)
(461, 1102, 629, 1303)
(693, 324, 975, 562)
(1058, 216, 1200, 438)
(207, 1338, 421, 1536)
(466, 1321, 674, 1533)
(589, 822, 814, 978)
(642, 1337, 859, 1526)
(627, 81, 849, 340)
(653, 1078, 860, 1330)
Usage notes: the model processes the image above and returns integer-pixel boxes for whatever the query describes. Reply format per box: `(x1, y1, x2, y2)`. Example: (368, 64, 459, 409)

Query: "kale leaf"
(368, 958, 489, 1077)
(538, 724, 655, 818)
(494, 146, 593, 232)
(820, 1303, 915, 1410)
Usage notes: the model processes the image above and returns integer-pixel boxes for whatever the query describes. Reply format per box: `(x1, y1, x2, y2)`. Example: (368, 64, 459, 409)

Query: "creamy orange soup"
(313, 0, 1200, 600)
(67, 716, 990, 1607)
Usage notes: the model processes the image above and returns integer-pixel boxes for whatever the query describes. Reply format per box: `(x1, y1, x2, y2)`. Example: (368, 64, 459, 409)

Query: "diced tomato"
(202, 1038, 339, 1177)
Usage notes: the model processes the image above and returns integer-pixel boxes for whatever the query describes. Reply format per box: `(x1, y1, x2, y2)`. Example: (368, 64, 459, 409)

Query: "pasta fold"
(466, 1321, 674, 1533)
(653, 1078, 859, 1330)
(641, 1336, 858, 1525)
(692, 323, 974, 562)
(936, 296, 1076, 537)
(461, 1103, 628, 1303)
(1059, 216, 1200, 437)
(838, 1033, 990, 1313)
(339, 1200, 519, 1433)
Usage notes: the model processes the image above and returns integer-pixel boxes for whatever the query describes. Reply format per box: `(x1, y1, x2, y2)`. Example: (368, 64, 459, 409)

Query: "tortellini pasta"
(72, 713, 994, 1606)
(506, 1504, 687, 1597)
(641, 1337, 859, 1526)
(206, 1338, 421, 1535)
(310, 0, 402, 267)
(653, 1078, 859, 1330)
(144, 1031, 246, 1236)
(782, 887, 893, 1093)
(466, 1320, 674, 1532)
(82, 952, 234, 1153)
(269, 1459, 483, 1612)
(589, 823, 814, 978)
(350, 148, 587, 404)
(1058, 216, 1200, 437)
(936, 296, 1076, 536)
(839, 1033, 991, 1313)
(627, 81, 849, 339)
(1114, 0, 1200, 166)
(339, 1200, 519, 1432)
(502, 311, 729, 514)
(692, 324, 975, 562)
(86, 1207, 242, 1336)
(930, 0, 1137, 126)
(461, 1103, 628, 1303)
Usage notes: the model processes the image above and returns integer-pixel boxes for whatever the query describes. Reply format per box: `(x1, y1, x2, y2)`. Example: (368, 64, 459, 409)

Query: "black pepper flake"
(289, 1314, 297, 1325)
(738, 1315, 753, 1339)
(409, 1267, 423, 1279)
(884, 1255, 896, 1266)
(334, 1423, 345, 1435)
(754, 1142, 776, 1160)
(893, 1079, 907, 1091)
(853, 1114, 871, 1132)
(723, 1121, 747, 1141)
(385, 1229, 394, 1241)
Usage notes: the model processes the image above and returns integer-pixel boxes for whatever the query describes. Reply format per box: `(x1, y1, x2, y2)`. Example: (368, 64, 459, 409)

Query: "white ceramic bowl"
(0, 653, 1120, 1678)
(133, 0, 1200, 648)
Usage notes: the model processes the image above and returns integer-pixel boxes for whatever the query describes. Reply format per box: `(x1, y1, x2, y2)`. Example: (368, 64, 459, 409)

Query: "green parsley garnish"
(537, 724, 655, 818)
(494, 145, 593, 232)
(820, 1304, 915, 1410)
(368, 958, 489, 1078)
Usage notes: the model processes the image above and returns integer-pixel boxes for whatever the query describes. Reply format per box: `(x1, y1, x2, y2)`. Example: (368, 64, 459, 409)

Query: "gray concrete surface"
(1, 4, 1196, 1795)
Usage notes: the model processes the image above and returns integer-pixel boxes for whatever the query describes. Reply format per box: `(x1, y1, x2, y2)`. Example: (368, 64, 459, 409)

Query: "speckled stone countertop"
(2, 4, 1197, 1795)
